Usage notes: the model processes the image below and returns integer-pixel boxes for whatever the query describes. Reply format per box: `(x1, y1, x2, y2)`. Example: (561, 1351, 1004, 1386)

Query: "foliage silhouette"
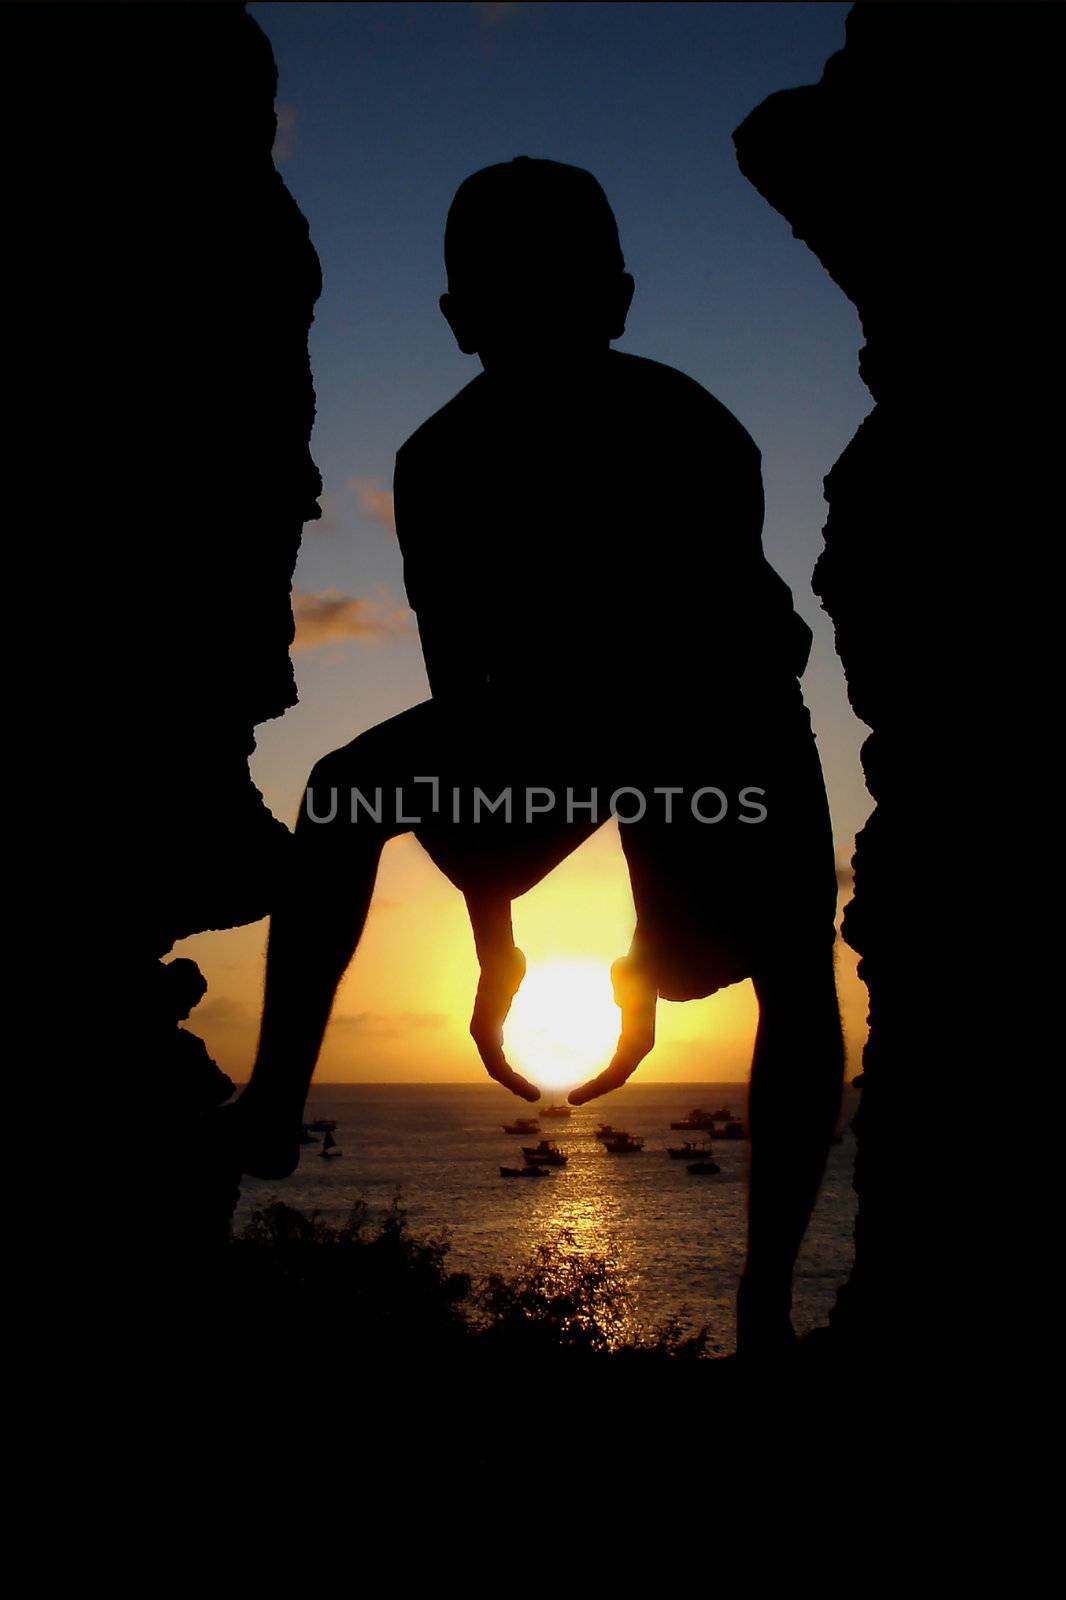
(229, 1194, 710, 1365)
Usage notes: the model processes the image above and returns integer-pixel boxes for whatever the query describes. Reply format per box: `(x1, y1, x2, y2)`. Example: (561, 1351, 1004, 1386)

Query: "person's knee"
(301, 754, 348, 826)
(305, 722, 388, 800)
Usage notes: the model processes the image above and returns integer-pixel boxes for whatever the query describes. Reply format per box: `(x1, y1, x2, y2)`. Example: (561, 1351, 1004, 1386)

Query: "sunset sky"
(174, 0, 873, 1089)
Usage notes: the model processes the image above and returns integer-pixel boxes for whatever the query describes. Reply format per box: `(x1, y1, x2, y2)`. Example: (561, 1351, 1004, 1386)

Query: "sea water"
(234, 1080, 859, 1356)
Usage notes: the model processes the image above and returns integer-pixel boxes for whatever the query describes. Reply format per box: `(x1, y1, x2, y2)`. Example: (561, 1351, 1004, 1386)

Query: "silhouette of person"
(228, 157, 844, 1354)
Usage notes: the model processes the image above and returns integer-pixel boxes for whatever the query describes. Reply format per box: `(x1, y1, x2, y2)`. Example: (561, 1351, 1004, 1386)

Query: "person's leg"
(232, 705, 439, 1176)
(740, 946, 844, 1355)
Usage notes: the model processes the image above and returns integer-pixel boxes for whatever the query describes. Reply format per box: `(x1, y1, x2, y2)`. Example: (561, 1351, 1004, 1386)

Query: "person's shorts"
(617, 700, 838, 999)
(309, 686, 838, 998)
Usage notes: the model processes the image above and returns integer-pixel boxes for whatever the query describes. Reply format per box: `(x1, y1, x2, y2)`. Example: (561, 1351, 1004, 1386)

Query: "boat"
(687, 1158, 721, 1175)
(502, 1117, 541, 1135)
(602, 1132, 645, 1154)
(669, 1108, 718, 1131)
(667, 1141, 711, 1159)
(719, 1119, 745, 1140)
(307, 1118, 337, 1133)
(500, 1165, 551, 1178)
(521, 1141, 568, 1167)
(593, 1124, 620, 1141)
(318, 1129, 342, 1159)
(541, 1103, 572, 1119)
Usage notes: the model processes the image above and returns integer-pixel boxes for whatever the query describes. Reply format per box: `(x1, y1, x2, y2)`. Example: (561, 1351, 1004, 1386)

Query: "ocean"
(234, 1081, 860, 1357)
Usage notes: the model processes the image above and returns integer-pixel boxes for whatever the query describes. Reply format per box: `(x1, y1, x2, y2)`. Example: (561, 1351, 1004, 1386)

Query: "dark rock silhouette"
(12, 2, 321, 1260)
(21, 0, 1056, 1388)
(734, 2, 1060, 1355)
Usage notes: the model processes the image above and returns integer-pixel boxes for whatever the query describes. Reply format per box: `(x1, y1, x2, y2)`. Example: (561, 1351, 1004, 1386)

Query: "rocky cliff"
(15, 2, 322, 1260)
(734, 2, 1060, 1353)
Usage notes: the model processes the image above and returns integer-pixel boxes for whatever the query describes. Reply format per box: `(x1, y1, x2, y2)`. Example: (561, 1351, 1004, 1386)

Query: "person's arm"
(393, 444, 537, 1099)
(393, 444, 488, 701)
(570, 406, 802, 1108)
(723, 431, 814, 680)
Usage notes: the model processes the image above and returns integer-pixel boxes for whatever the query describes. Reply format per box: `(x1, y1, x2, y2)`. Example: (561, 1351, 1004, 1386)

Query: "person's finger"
(471, 1025, 541, 1102)
(568, 994, 657, 1104)
(469, 946, 536, 1099)
(567, 1042, 644, 1105)
(470, 1012, 538, 1100)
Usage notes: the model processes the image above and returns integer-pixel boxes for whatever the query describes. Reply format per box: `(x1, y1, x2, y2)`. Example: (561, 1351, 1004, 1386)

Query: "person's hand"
(568, 955, 657, 1105)
(469, 944, 540, 1102)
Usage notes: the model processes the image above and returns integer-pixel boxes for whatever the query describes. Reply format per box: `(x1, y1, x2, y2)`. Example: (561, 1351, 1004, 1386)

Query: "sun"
(504, 956, 620, 1092)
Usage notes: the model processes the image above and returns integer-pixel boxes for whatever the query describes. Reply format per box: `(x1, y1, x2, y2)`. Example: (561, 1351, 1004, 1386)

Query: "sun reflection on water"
(516, 1126, 643, 1350)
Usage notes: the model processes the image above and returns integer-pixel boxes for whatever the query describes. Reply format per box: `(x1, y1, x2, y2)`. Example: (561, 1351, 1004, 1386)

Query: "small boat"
(500, 1165, 551, 1178)
(687, 1158, 721, 1175)
(318, 1129, 342, 1159)
(521, 1141, 568, 1167)
(541, 1103, 572, 1119)
(593, 1124, 620, 1141)
(719, 1119, 745, 1140)
(307, 1118, 337, 1133)
(502, 1117, 541, 1135)
(669, 1109, 718, 1131)
(602, 1132, 645, 1154)
(667, 1140, 711, 1159)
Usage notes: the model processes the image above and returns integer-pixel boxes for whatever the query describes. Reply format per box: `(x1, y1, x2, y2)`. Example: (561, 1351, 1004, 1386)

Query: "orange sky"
(170, 3, 874, 1096)
(174, 814, 868, 1090)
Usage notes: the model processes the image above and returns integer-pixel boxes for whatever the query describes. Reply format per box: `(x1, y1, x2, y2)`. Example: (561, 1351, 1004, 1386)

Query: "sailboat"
(318, 1129, 342, 1159)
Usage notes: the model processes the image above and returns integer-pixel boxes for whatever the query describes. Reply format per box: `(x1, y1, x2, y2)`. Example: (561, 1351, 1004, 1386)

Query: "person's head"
(440, 156, 635, 376)
(162, 958, 208, 1023)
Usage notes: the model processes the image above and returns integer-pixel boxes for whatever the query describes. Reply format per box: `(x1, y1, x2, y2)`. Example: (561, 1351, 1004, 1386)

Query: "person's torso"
(400, 349, 807, 731)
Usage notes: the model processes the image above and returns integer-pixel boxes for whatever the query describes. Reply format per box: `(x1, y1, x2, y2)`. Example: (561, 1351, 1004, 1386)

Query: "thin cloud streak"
(292, 587, 414, 650)
(330, 1010, 448, 1037)
(350, 476, 397, 534)
(188, 994, 247, 1025)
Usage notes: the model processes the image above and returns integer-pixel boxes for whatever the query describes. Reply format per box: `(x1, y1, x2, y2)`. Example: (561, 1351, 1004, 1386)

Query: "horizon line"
(242, 1078, 756, 1088)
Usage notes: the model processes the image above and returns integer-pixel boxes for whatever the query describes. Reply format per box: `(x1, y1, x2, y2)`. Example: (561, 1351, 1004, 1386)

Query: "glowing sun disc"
(504, 957, 620, 1091)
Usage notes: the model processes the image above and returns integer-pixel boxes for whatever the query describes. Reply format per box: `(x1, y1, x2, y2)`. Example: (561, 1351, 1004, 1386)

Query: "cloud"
(304, 479, 396, 539)
(330, 1011, 448, 1038)
(292, 587, 414, 651)
(190, 994, 247, 1025)
(272, 104, 297, 165)
(309, 489, 343, 535)
(349, 476, 396, 535)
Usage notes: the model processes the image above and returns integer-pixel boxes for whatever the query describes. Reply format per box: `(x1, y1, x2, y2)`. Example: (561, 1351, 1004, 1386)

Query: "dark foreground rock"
(734, 3, 1061, 1356)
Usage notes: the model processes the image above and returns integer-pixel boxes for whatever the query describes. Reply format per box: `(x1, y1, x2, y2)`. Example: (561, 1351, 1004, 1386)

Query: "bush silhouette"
(229, 1195, 709, 1365)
